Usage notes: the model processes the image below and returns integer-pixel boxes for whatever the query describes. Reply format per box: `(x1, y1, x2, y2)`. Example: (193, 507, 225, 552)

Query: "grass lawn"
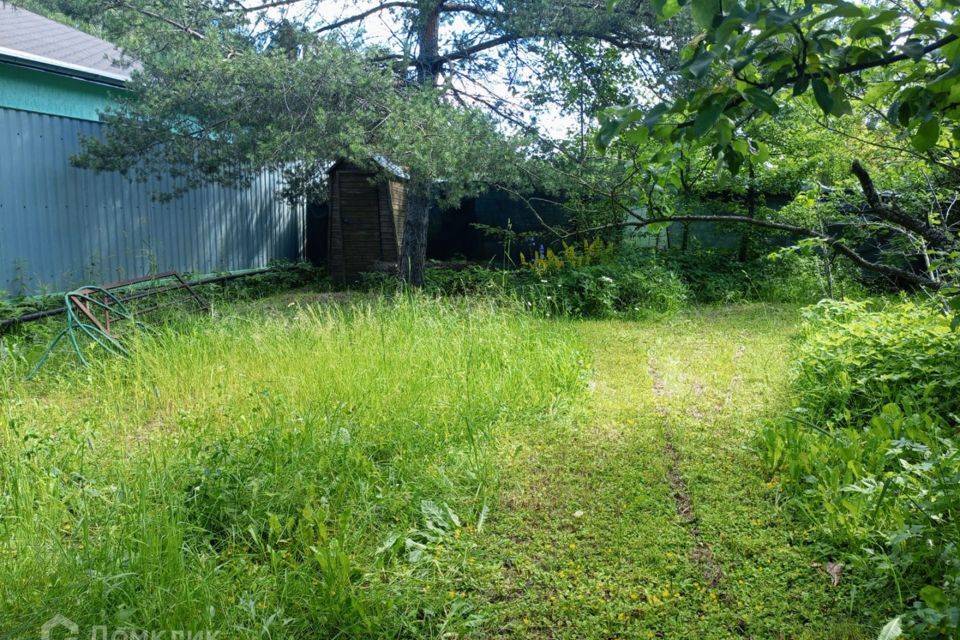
(0, 296, 875, 638)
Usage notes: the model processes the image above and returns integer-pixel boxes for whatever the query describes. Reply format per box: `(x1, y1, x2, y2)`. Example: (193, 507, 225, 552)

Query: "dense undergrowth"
(0, 298, 584, 638)
(757, 299, 960, 639)
(365, 245, 861, 318)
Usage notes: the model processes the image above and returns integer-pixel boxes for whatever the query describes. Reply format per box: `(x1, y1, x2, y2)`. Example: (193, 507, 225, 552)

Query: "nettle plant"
(602, 0, 960, 311)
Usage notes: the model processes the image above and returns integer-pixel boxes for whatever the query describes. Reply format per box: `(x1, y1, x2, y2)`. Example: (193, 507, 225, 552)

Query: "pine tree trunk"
(400, 175, 431, 286)
(398, 4, 441, 286)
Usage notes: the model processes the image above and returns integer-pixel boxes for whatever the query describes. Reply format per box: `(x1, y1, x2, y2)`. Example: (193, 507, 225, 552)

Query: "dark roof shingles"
(0, 2, 138, 78)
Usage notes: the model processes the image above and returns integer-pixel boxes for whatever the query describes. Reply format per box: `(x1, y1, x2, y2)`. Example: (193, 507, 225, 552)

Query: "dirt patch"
(126, 414, 174, 447)
(663, 431, 725, 588)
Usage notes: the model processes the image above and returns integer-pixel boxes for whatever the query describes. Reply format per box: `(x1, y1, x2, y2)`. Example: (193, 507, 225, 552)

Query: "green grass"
(1, 297, 877, 638)
(0, 297, 583, 638)
(456, 304, 875, 638)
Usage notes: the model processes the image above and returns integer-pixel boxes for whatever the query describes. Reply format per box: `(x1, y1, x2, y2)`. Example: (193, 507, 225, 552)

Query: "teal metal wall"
(0, 62, 120, 121)
(0, 107, 304, 296)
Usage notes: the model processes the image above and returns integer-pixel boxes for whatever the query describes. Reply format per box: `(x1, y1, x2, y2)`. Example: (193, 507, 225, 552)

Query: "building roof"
(0, 2, 138, 85)
(327, 156, 409, 181)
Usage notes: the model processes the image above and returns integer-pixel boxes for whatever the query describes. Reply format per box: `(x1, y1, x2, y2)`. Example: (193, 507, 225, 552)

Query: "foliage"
(597, 0, 960, 295)
(362, 241, 848, 316)
(606, 0, 960, 174)
(0, 297, 585, 637)
(756, 299, 960, 638)
(655, 248, 849, 303)
(517, 260, 691, 318)
(520, 238, 617, 274)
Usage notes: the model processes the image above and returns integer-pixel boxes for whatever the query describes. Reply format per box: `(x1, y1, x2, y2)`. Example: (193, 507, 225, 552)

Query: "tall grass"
(0, 297, 584, 638)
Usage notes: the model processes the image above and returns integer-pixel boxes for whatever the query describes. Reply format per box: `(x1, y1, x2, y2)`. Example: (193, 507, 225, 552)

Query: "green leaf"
(693, 99, 725, 136)
(643, 103, 671, 129)
(812, 78, 834, 114)
(863, 81, 895, 105)
(596, 117, 622, 150)
(715, 116, 733, 144)
(829, 87, 853, 115)
(920, 585, 949, 610)
(653, 0, 683, 20)
(724, 147, 745, 174)
(764, 8, 793, 27)
(901, 39, 926, 61)
(793, 74, 810, 96)
(753, 140, 770, 162)
(621, 126, 650, 145)
(742, 87, 780, 114)
(912, 117, 940, 151)
(692, 0, 721, 28)
(713, 17, 743, 45)
(877, 617, 902, 640)
(808, 3, 864, 26)
(929, 57, 960, 92)
(687, 50, 717, 78)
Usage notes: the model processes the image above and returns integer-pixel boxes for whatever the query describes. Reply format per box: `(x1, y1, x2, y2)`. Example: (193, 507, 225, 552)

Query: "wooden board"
(338, 173, 383, 279)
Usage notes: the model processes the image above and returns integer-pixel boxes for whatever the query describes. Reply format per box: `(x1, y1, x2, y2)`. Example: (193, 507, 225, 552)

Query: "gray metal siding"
(0, 108, 304, 295)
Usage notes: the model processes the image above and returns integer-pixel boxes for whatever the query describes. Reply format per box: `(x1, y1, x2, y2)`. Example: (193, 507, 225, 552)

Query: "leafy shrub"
(515, 261, 689, 318)
(359, 242, 855, 317)
(756, 299, 960, 638)
(520, 238, 617, 274)
(655, 249, 860, 304)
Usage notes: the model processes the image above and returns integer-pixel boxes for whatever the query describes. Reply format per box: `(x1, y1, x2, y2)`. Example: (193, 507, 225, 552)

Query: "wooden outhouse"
(327, 159, 408, 283)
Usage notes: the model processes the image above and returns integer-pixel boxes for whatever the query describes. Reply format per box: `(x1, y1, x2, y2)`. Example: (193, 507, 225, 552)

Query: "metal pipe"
(0, 265, 296, 332)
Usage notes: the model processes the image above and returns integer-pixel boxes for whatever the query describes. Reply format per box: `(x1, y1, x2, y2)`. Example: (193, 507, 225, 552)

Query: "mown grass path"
(468, 305, 868, 639)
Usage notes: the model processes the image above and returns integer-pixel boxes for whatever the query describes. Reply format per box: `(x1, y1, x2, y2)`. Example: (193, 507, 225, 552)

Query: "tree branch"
(439, 34, 516, 62)
(110, 0, 207, 40)
(851, 160, 954, 249)
(676, 33, 958, 130)
(314, 2, 416, 34)
(580, 214, 942, 288)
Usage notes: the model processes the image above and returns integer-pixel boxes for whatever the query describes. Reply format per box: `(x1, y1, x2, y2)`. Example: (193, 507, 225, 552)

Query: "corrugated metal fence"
(0, 108, 304, 296)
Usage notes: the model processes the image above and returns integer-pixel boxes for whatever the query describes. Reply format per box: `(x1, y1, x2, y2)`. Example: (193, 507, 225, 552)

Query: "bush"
(357, 242, 859, 317)
(655, 249, 861, 304)
(515, 261, 689, 318)
(756, 299, 960, 638)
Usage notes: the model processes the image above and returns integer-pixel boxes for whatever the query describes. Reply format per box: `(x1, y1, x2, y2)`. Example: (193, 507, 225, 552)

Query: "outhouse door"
(337, 172, 383, 279)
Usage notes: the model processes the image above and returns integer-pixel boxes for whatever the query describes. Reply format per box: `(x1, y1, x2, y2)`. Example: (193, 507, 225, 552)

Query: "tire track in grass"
(650, 358, 731, 615)
(461, 309, 871, 640)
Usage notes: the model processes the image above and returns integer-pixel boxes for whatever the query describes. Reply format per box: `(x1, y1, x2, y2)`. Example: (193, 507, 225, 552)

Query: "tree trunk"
(822, 247, 834, 299)
(738, 161, 756, 263)
(400, 175, 431, 286)
(398, 3, 441, 286)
